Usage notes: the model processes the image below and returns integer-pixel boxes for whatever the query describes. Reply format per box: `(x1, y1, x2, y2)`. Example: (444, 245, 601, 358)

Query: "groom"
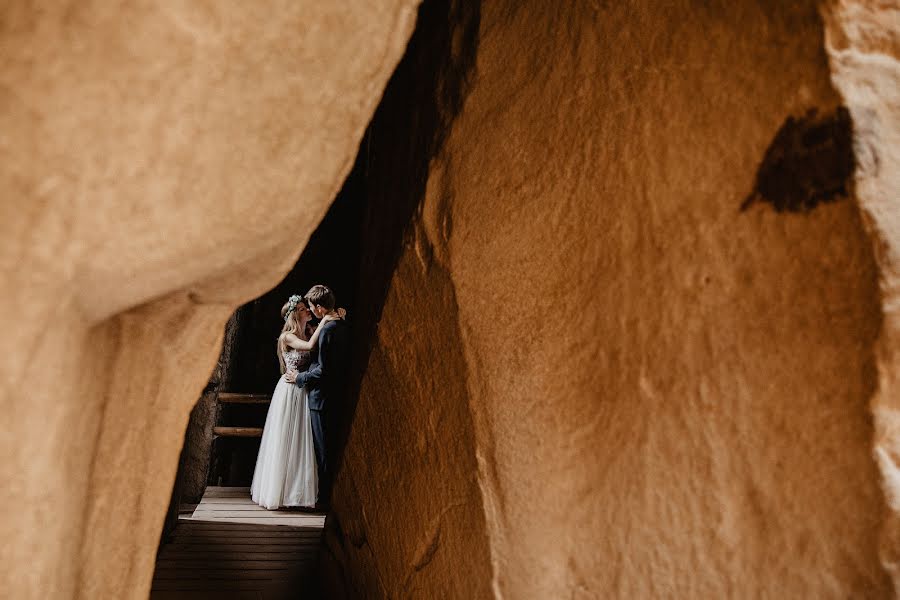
(285, 284, 349, 506)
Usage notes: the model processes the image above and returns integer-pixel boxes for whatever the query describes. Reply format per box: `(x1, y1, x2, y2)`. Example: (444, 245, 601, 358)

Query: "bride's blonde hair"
(277, 297, 308, 374)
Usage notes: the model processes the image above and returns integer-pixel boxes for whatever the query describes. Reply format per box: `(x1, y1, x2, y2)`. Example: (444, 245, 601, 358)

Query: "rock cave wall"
(3, 1, 899, 599)
(177, 309, 244, 503)
(323, 1, 895, 598)
(824, 0, 900, 591)
(0, 2, 420, 598)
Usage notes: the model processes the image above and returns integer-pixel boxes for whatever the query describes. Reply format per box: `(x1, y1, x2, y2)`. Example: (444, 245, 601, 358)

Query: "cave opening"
(181, 0, 477, 494)
(154, 0, 481, 595)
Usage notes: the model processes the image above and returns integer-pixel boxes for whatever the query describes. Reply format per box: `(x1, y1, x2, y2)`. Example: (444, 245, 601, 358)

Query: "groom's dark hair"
(305, 285, 336, 310)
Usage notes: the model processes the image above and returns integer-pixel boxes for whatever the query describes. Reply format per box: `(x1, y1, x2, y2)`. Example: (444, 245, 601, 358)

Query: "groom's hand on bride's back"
(285, 370, 298, 383)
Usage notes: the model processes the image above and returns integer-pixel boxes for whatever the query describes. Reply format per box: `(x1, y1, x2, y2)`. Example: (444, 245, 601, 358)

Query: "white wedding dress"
(250, 348, 318, 509)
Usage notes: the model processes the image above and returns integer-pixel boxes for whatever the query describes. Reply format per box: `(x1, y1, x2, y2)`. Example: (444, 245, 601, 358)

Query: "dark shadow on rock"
(742, 106, 854, 212)
(337, 0, 481, 480)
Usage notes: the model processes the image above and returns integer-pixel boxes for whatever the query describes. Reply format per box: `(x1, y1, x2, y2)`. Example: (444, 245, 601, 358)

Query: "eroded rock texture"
(3, 0, 898, 598)
(824, 0, 900, 590)
(0, 2, 419, 598)
(179, 309, 244, 503)
(324, 1, 893, 598)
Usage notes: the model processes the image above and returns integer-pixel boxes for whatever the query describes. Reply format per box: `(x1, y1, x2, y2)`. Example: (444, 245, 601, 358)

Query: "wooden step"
(152, 486, 323, 597)
(217, 393, 270, 404)
(213, 427, 263, 438)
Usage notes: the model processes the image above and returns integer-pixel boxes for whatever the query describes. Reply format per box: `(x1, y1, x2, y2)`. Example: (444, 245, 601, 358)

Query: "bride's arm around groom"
(286, 314, 348, 401)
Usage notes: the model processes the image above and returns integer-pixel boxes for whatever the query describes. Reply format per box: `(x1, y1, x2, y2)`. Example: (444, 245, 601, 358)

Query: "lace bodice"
(283, 349, 310, 373)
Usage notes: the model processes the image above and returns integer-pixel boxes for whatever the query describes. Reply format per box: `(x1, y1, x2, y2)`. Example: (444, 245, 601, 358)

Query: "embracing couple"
(250, 285, 349, 510)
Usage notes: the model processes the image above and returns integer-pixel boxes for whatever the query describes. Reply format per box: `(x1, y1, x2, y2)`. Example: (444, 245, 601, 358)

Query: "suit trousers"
(310, 408, 330, 502)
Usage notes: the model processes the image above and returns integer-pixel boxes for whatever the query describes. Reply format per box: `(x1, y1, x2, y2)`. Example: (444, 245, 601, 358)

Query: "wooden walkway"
(151, 487, 326, 599)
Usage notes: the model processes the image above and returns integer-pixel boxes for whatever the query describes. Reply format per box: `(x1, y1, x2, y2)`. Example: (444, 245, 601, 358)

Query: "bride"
(250, 294, 339, 509)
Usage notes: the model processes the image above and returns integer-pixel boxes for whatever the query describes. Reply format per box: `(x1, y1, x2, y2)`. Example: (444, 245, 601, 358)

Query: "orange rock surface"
(324, 1, 896, 597)
(0, 2, 419, 597)
(2, 1, 899, 598)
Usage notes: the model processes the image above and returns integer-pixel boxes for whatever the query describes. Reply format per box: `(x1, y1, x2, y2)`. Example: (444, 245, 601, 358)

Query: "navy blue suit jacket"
(295, 319, 349, 411)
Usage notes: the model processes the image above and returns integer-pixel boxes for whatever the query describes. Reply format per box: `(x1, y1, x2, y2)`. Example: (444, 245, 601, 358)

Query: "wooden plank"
(192, 504, 319, 514)
(171, 534, 321, 543)
(162, 552, 319, 559)
(159, 552, 318, 561)
(196, 502, 324, 512)
(159, 546, 319, 562)
(160, 554, 318, 568)
(162, 541, 318, 549)
(190, 508, 267, 514)
(161, 543, 318, 551)
(194, 504, 325, 516)
(172, 527, 320, 536)
(158, 553, 317, 560)
(188, 517, 323, 527)
(161, 548, 318, 557)
(153, 567, 309, 577)
(201, 488, 252, 498)
(172, 527, 322, 537)
(191, 508, 320, 515)
(162, 544, 318, 552)
(169, 537, 320, 546)
(188, 515, 323, 523)
(152, 578, 302, 590)
(156, 559, 310, 569)
(217, 393, 270, 404)
(163, 541, 319, 549)
(150, 592, 264, 600)
(154, 569, 294, 580)
(213, 427, 263, 438)
(173, 521, 318, 532)
(191, 507, 323, 517)
(158, 553, 317, 561)
(196, 494, 252, 500)
(194, 503, 274, 511)
(193, 497, 256, 504)
(202, 487, 251, 496)
(196, 499, 297, 507)
(171, 532, 318, 540)
(191, 510, 324, 519)
(162, 547, 319, 556)
(163, 542, 319, 552)
(187, 496, 251, 503)
(164, 540, 315, 549)
(151, 580, 278, 591)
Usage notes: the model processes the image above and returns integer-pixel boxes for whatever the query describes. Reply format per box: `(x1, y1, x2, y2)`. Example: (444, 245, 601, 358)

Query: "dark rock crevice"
(742, 106, 855, 212)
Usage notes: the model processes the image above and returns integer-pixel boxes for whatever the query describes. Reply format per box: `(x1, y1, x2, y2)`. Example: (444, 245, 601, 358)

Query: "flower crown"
(284, 294, 303, 322)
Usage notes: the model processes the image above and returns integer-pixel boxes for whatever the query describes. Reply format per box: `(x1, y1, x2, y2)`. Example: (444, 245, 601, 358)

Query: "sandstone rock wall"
(179, 309, 244, 503)
(325, 1, 894, 597)
(824, 0, 900, 590)
(0, 2, 420, 598)
(3, 1, 898, 598)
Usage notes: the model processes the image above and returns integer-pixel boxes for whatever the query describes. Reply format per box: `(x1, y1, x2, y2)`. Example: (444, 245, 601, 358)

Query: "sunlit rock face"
(823, 0, 900, 592)
(0, 2, 419, 598)
(323, 1, 893, 598)
(4, 0, 898, 598)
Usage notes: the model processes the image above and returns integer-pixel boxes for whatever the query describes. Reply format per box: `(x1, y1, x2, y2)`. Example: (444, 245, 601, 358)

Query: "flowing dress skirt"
(250, 375, 318, 509)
